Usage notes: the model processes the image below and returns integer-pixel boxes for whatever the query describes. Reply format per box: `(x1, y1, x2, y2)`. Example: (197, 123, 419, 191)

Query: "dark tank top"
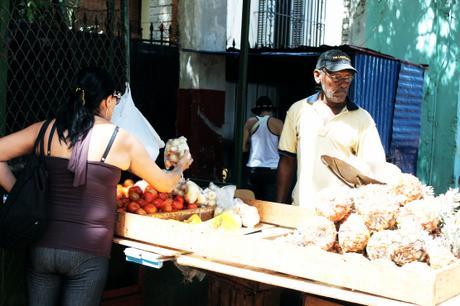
(36, 123, 121, 258)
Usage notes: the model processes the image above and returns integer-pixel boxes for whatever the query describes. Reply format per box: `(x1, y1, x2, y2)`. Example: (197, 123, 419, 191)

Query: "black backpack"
(0, 119, 52, 249)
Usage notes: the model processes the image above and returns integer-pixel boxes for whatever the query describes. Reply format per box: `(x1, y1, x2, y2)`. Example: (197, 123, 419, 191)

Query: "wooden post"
(233, 0, 251, 187)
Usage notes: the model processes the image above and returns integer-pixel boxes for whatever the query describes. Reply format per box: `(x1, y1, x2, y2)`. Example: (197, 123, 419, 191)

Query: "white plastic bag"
(112, 83, 165, 161)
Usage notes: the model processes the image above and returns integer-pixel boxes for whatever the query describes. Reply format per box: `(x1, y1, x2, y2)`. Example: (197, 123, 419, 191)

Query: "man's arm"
(268, 117, 284, 136)
(242, 117, 257, 152)
(276, 154, 296, 204)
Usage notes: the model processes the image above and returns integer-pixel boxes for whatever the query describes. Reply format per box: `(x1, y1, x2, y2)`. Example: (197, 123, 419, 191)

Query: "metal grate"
(256, 0, 326, 48)
(0, 1, 127, 136)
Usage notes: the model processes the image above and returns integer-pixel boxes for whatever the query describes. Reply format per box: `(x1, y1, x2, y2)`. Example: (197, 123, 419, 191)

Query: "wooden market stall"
(113, 198, 460, 306)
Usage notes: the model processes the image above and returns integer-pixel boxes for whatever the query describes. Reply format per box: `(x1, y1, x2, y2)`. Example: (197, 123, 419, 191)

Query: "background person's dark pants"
(246, 167, 277, 201)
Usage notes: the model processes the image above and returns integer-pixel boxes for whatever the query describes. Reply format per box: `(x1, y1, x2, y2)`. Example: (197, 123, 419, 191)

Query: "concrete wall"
(346, 0, 460, 193)
(177, 0, 226, 91)
(179, 0, 226, 51)
(179, 52, 226, 91)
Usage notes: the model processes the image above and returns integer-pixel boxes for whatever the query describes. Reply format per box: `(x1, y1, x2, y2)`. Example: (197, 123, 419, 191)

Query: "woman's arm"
(125, 133, 192, 193)
(0, 122, 43, 192)
(0, 162, 16, 192)
(0, 122, 42, 162)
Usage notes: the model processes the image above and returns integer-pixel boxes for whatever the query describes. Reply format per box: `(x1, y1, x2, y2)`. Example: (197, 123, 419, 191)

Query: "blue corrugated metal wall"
(389, 64, 424, 174)
(349, 54, 400, 154)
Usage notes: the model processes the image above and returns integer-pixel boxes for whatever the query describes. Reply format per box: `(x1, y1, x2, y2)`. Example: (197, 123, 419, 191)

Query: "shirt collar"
(305, 91, 359, 111)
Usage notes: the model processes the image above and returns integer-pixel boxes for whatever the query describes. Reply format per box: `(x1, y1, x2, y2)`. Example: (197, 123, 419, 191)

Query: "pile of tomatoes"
(116, 179, 198, 215)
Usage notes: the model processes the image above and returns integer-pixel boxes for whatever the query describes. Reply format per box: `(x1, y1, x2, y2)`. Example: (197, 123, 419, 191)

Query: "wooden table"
(113, 237, 460, 306)
(114, 199, 460, 306)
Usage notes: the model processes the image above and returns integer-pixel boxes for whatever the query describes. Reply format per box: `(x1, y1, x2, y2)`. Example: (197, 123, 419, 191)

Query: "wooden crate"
(115, 200, 460, 306)
(207, 272, 282, 306)
(149, 206, 215, 221)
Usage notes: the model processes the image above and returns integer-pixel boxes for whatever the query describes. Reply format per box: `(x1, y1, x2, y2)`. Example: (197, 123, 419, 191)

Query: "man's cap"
(315, 49, 357, 73)
(251, 96, 276, 115)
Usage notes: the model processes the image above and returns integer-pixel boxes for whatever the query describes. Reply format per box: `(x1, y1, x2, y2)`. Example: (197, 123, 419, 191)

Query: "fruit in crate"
(164, 136, 189, 169)
(183, 214, 202, 224)
(115, 179, 203, 215)
(314, 186, 354, 222)
(338, 214, 370, 253)
(278, 216, 337, 251)
(201, 211, 242, 230)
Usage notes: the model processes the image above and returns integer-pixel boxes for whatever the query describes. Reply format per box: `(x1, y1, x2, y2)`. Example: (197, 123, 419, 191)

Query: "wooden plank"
(239, 223, 277, 235)
(149, 206, 214, 221)
(433, 263, 460, 304)
(112, 237, 187, 257)
(248, 227, 293, 240)
(176, 255, 416, 306)
(247, 199, 314, 228)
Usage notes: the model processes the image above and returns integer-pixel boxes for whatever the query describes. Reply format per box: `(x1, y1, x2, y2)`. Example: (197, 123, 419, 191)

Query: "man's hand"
(276, 154, 296, 204)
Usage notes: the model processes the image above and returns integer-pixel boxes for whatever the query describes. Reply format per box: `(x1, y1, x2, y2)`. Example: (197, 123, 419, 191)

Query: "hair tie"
(75, 87, 86, 106)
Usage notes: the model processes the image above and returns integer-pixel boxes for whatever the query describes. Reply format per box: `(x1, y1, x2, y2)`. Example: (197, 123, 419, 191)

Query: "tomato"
(127, 202, 141, 213)
(123, 179, 135, 188)
(187, 203, 198, 209)
(162, 198, 173, 212)
(116, 199, 124, 208)
(152, 198, 164, 209)
(143, 190, 158, 203)
(162, 203, 173, 212)
(137, 199, 146, 207)
(129, 186, 143, 196)
(120, 198, 130, 208)
(116, 184, 126, 200)
(145, 184, 157, 193)
(174, 195, 184, 204)
(172, 199, 184, 211)
(128, 192, 140, 202)
(135, 208, 147, 215)
(159, 192, 170, 200)
(128, 186, 143, 202)
(143, 204, 158, 214)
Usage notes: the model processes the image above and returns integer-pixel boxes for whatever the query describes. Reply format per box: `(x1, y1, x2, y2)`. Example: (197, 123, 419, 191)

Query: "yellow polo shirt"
(278, 93, 386, 207)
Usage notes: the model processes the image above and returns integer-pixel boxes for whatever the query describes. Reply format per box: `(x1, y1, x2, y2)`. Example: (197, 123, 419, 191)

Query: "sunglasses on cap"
(322, 69, 354, 84)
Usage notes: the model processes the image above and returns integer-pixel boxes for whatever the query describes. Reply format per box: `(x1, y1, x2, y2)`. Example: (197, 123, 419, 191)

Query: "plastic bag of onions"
(164, 136, 189, 169)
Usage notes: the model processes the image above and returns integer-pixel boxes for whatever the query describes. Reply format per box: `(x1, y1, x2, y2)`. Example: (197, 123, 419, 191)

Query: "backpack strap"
(46, 121, 58, 156)
(34, 119, 53, 160)
(100, 126, 119, 162)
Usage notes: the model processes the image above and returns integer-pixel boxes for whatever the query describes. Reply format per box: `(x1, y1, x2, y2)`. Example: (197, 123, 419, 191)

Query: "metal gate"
(0, 1, 128, 136)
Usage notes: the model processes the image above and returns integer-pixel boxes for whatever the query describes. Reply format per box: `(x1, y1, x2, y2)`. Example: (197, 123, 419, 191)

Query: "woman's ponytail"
(55, 67, 117, 148)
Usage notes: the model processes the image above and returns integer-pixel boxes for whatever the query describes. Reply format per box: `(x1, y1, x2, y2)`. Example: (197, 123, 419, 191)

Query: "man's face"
(315, 69, 355, 104)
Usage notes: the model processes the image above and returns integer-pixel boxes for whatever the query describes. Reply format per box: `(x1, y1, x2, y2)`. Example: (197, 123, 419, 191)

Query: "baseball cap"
(251, 96, 276, 115)
(315, 49, 357, 73)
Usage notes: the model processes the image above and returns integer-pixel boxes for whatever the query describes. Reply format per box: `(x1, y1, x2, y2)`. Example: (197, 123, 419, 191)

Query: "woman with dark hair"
(0, 67, 193, 306)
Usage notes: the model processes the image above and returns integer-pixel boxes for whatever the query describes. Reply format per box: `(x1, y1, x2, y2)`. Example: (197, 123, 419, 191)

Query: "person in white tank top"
(243, 96, 283, 201)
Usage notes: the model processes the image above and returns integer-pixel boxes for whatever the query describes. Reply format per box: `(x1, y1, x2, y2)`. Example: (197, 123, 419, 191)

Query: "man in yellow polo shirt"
(276, 49, 386, 207)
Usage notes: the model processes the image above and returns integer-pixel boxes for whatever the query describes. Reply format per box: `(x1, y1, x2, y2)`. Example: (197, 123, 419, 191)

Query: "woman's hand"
(175, 150, 193, 173)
